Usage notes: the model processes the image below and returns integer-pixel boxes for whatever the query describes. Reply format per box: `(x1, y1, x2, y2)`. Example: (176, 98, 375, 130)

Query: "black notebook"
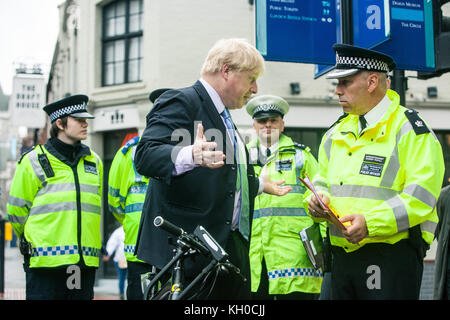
(299, 223, 324, 270)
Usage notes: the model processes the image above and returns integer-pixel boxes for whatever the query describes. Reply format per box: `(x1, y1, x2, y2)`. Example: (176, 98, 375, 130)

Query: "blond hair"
(201, 38, 265, 76)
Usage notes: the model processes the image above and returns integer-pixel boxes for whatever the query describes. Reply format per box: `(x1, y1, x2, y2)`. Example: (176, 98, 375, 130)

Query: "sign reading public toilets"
(257, 0, 435, 72)
(256, 0, 338, 64)
(10, 73, 46, 128)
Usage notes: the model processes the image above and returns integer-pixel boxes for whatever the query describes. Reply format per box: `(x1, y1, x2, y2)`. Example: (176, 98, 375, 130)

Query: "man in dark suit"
(134, 38, 291, 299)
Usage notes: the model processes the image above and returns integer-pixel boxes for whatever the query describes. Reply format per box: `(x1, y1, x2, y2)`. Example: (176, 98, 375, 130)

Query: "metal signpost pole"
(392, 70, 407, 107)
(341, 0, 354, 44)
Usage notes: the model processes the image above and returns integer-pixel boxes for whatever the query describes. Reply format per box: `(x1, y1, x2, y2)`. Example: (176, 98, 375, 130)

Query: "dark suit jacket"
(134, 80, 259, 276)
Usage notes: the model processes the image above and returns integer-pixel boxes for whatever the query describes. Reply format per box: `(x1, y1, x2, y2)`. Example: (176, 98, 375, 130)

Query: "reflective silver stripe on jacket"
(253, 207, 307, 219)
(8, 195, 32, 209)
(294, 149, 304, 178)
(403, 184, 437, 208)
(36, 183, 100, 197)
(6, 214, 27, 225)
(330, 183, 437, 233)
(419, 220, 437, 235)
(29, 201, 101, 216)
(322, 126, 337, 162)
(285, 184, 306, 194)
(27, 149, 47, 184)
(380, 121, 413, 188)
(7, 196, 32, 225)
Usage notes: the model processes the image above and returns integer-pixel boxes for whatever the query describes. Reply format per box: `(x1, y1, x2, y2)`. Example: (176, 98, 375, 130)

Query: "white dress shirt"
(360, 94, 392, 132)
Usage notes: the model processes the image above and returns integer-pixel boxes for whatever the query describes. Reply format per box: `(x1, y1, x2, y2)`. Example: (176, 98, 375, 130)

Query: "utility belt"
(19, 236, 33, 266)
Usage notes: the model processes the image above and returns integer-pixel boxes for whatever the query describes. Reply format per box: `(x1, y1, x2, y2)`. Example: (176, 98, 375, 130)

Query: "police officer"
(108, 88, 169, 300)
(7, 94, 103, 300)
(246, 95, 323, 300)
(307, 44, 445, 299)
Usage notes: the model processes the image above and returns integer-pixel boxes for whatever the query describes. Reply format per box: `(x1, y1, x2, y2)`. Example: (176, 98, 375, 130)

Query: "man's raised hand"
(192, 123, 225, 168)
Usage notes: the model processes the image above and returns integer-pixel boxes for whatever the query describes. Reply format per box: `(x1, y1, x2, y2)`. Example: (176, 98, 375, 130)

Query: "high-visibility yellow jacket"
(108, 136, 149, 262)
(306, 90, 445, 253)
(248, 134, 324, 295)
(7, 142, 103, 268)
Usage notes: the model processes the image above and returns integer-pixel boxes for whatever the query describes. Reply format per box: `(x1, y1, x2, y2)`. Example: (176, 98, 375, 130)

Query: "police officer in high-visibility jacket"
(108, 88, 169, 300)
(306, 44, 445, 300)
(7, 95, 103, 300)
(246, 95, 324, 300)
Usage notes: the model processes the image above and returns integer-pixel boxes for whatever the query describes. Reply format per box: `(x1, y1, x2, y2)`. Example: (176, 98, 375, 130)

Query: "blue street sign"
(353, 0, 391, 48)
(314, 0, 391, 79)
(315, 0, 391, 78)
(256, 0, 339, 64)
(257, 0, 436, 74)
(374, 0, 435, 71)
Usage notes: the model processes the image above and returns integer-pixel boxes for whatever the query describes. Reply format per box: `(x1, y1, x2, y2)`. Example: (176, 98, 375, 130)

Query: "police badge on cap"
(326, 44, 396, 79)
(43, 94, 94, 123)
(246, 95, 290, 120)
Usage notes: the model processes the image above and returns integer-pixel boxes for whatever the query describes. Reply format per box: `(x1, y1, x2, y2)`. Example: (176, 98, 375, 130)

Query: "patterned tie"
(221, 108, 250, 240)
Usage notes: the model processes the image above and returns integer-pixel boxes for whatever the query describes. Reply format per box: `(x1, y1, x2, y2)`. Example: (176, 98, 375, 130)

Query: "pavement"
(1, 244, 121, 300)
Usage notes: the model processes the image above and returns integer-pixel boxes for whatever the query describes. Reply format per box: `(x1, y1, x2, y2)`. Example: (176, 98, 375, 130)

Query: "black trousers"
(127, 261, 153, 300)
(331, 239, 423, 300)
(25, 265, 96, 300)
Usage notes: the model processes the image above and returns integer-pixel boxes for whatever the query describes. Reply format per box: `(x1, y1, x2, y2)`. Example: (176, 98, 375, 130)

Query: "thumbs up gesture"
(192, 123, 225, 168)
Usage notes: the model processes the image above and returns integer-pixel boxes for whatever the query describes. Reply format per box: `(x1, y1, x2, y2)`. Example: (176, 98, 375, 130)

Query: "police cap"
(43, 94, 94, 123)
(246, 95, 289, 120)
(326, 43, 396, 79)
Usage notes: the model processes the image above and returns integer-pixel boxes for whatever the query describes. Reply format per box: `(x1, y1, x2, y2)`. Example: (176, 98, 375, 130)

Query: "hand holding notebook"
(298, 174, 348, 232)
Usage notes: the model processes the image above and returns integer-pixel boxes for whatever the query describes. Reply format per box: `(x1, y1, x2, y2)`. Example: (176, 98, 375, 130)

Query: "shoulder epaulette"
(404, 109, 430, 135)
(121, 136, 140, 155)
(293, 142, 306, 150)
(18, 145, 37, 164)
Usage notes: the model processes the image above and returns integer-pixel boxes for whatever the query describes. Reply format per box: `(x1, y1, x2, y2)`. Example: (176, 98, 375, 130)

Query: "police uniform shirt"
(259, 143, 278, 162)
(360, 94, 391, 133)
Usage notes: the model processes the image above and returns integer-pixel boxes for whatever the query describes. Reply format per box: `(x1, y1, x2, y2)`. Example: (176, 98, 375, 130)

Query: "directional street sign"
(375, 0, 435, 71)
(256, 0, 339, 64)
(256, 0, 436, 74)
(353, 0, 391, 49)
(315, 0, 391, 78)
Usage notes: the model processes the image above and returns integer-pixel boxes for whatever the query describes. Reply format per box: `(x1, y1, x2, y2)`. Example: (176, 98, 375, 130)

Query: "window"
(102, 0, 143, 86)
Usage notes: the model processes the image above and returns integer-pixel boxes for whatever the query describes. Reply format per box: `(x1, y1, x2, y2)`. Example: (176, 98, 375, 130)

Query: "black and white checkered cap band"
(49, 103, 87, 122)
(336, 54, 389, 73)
(254, 104, 283, 114)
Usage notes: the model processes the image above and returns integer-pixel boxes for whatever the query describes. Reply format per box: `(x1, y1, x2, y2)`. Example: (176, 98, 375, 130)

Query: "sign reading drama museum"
(10, 73, 46, 128)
